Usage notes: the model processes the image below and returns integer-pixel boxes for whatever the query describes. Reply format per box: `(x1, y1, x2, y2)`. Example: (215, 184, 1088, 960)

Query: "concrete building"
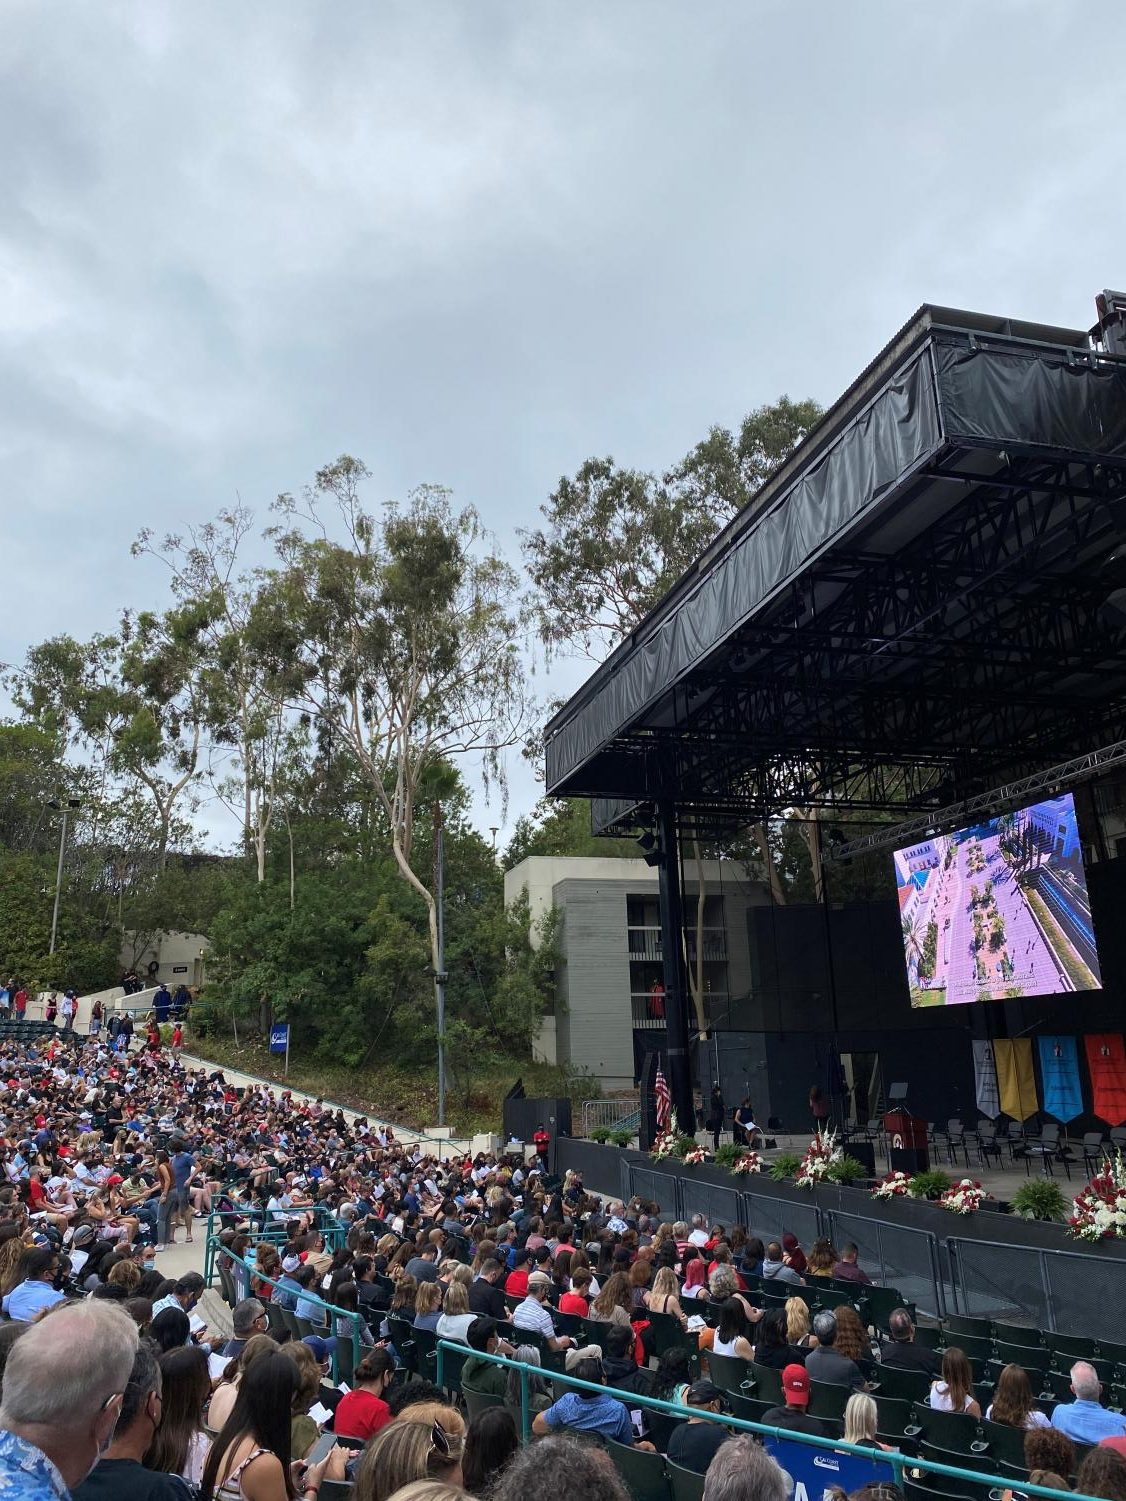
(504, 855, 768, 1090)
(119, 930, 209, 989)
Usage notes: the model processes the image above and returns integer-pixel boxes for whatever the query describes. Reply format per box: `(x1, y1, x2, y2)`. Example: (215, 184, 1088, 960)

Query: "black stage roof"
(543, 303, 1126, 834)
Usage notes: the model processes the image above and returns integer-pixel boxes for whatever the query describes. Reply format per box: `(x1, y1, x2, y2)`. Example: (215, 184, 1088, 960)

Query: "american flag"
(654, 1066, 672, 1133)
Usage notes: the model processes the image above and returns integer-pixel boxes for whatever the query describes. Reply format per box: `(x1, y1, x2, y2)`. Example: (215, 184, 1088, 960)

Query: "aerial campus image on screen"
(895, 794, 1102, 1006)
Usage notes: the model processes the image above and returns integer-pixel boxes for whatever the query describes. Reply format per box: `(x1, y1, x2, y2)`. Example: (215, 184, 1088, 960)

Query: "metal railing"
(439, 1341, 1078, 1499)
(627, 924, 728, 961)
(580, 1098, 640, 1135)
(946, 1234, 1126, 1339)
(204, 1237, 363, 1384)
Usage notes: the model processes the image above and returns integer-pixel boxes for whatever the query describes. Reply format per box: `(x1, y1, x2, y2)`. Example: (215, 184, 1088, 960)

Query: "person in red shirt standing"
(533, 1124, 550, 1169)
(171, 1022, 184, 1062)
(13, 986, 27, 1024)
(333, 1349, 395, 1441)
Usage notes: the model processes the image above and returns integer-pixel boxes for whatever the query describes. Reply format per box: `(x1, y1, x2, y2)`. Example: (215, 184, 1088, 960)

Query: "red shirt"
(559, 1292, 590, 1317)
(506, 1268, 529, 1298)
(334, 1388, 391, 1442)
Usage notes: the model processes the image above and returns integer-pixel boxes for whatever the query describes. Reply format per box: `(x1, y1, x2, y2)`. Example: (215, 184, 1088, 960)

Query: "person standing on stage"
(810, 1085, 831, 1133)
(706, 1086, 727, 1151)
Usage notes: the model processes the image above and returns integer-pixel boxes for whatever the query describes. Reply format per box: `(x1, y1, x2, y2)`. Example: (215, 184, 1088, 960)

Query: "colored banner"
(269, 1023, 290, 1055)
(993, 1038, 1039, 1121)
(1037, 1035, 1083, 1122)
(973, 1040, 1000, 1119)
(1084, 1035, 1126, 1126)
(765, 1436, 894, 1501)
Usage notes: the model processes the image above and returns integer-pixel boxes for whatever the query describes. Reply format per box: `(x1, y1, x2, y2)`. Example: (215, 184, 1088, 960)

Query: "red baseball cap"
(782, 1363, 810, 1406)
(106, 1174, 124, 1186)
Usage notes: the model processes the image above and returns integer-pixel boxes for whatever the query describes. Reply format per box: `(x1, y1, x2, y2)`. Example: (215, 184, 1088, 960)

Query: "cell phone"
(304, 1433, 339, 1467)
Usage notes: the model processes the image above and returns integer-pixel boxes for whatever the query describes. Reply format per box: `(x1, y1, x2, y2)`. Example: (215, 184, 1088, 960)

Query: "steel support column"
(656, 799, 695, 1135)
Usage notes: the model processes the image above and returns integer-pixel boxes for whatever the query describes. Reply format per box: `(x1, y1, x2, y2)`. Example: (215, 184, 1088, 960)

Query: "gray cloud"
(2, 0, 1123, 842)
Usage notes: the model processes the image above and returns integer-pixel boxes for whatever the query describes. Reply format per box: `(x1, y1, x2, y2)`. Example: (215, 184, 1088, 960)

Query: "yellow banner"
(993, 1038, 1039, 1121)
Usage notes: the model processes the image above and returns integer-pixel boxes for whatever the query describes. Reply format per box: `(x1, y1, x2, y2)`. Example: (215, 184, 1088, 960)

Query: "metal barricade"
(740, 1186, 820, 1249)
(823, 1207, 946, 1317)
(625, 1163, 680, 1215)
(678, 1177, 741, 1230)
(947, 1235, 1126, 1337)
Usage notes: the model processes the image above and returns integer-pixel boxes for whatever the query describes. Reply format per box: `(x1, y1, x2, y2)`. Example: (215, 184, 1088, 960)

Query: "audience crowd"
(2, 1027, 1125, 1501)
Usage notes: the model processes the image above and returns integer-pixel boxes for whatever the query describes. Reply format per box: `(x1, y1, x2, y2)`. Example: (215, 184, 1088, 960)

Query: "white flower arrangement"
(794, 1129, 841, 1190)
(682, 1145, 709, 1166)
(730, 1151, 764, 1175)
(870, 1170, 912, 1200)
(1070, 1152, 1126, 1242)
(939, 1178, 990, 1214)
(649, 1131, 681, 1161)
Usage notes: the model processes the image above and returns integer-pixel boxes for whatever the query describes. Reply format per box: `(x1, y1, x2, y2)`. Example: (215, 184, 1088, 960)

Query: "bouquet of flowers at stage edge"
(649, 1131, 683, 1161)
(794, 1129, 841, 1189)
(730, 1150, 764, 1175)
(1069, 1151, 1126, 1242)
(939, 1178, 990, 1214)
(682, 1143, 709, 1165)
(870, 1170, 912, 1200)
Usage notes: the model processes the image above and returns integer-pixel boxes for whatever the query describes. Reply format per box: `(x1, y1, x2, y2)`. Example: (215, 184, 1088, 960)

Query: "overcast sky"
(3, 1, 1123, 850)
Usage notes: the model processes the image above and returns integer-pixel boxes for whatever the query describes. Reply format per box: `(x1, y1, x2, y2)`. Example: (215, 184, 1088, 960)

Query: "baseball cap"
(302, 1334, 338, 1362)
(106, 1174, 123, 1186)
(282, 1255, 301, 1273)
(686, 1379, 722, 1406)
(782, 1363, 810, 1405)
(527, 1270, 552, 1290)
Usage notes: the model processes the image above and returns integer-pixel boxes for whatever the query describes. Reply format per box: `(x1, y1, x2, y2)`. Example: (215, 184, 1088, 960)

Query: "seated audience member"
(666, 1380, 732, 1473)
(833, 1304, 876, 1382)
(333, 1348, 396, 1441)
(468, 1258, 508, 1320)
(1052, 1362, 1126, 1443)
(145, 1345, 212, 1487)
(987, 1363, 1051, 1430)
(436, 1280, 476, 1342)
(1026, 1427, 1076, 1483)
(805, 1238, 837, 1278)
(929, 1347, 982, 1418)
(74, 1339, 190, 1501)
(761, 1362, 829, 1436)
(462, 1317, 512, 1397)
(804, 1312, 864, 1389)
(413, 1279, 444, 1331)
(647, 1265, 688, 1328)
(0, 1299, 139, 1499)
(1076, 1448, 1126, 1501)
(559, 1266, 593, 1316)
(831, 1242, 871, 1284)
(601, 1323, 656, 1397)
(349, 1409, 464, 1501)
(461, 1407, 520, 1496)
(753, 1306, 808, 1370)
(532, 1356, 653, 1446)
(761, 1241, 803, 1285)
(504, 1345, 554, 1415)
(879, 1309, 941, 1376)
(202, 1349, 340, 1500)
(843, 1392, 894, 1452)
(1, 1246, 66, 1320)
(512, 1270, 574, 1352)
(491, 1435, 630, 1501)
(710, 1297, 756, 1362)
(222, 1296, 269, 1358)
(207, 1334, 276, 1432)
(781, 1233, 807, 1275)
(701, 1432, 791, 1501)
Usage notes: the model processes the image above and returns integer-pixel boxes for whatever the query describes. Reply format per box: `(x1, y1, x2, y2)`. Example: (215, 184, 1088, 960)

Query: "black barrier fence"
(947, 1237, 1126, 1338)
(822, 1207, 947, 1318)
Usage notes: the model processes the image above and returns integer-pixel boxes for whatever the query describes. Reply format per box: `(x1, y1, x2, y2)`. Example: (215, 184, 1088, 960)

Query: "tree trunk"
(754, 823, 787, 905)
(283, 805, 295, 910)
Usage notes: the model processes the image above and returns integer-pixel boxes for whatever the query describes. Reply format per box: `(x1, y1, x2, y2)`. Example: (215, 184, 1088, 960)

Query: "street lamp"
(47, 798, 82, 956)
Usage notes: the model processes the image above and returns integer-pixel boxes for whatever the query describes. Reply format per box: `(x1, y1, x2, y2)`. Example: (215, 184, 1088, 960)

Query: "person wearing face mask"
(0, 1299, 140, 1500)
(74, 1340, 192, 1500)
(0, 1245, 66, 1320)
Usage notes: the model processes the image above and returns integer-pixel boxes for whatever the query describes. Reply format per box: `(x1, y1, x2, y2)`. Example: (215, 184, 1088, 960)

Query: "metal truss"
(822, 738, 1126, 864)
(571, 449, 1126, 832)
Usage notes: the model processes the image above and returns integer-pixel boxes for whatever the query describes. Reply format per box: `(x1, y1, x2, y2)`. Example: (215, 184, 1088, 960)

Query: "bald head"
(888, 1308, 915, 1343)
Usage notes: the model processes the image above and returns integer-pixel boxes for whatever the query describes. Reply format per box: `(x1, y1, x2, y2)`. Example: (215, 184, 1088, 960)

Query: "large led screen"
(896, 794, 1102, 1006)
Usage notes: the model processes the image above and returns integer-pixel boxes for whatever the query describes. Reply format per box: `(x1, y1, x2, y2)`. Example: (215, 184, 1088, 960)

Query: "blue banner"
(1038, 1034, 1083, 1122)
(764, 1436, 894, 1501)
(269, 1023, 290, 1055)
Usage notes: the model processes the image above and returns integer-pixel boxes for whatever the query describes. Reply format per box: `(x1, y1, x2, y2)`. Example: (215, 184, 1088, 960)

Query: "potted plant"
(908, 1169, 952, 1201)
(768, 1152, 802, 1183)
(1011, 1179, 1068, 1223)
(827, 1155, 869, 1187)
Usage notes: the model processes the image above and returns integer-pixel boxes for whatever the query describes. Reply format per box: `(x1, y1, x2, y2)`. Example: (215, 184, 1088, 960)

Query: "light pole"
(48, 798, 82, 957)
(433, 801, 448, 1128)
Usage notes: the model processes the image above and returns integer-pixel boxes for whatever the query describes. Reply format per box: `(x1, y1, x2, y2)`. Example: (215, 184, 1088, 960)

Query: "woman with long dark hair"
(145, 1345, 212, 1485)
(987, 1363, 1050, 1430)
(200, 1350, 339, 1501)
(462, 1407, 519, 1496)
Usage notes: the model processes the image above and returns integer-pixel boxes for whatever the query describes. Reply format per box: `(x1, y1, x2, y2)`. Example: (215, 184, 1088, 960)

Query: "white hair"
(1071, 1360, 1101, 1402)
(0, 1300, 138, 1428)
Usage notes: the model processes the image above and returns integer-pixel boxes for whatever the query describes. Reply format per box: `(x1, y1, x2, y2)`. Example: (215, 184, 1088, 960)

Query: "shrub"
(590, 1126, 612, 1144)
(828, 1154, 869, 1186)
(1012, 1179, 1068, 1222)
(715, 1142, 748, 1170)
(909, 1168, 952, 1201)
(609, 1128, 633, 1148)
(769, 1152, 802, 1182)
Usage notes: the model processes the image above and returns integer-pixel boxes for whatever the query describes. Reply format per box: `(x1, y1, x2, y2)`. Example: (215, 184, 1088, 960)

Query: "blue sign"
(269, 1024, 290, 1054)
(764, 1437, 894, 1501)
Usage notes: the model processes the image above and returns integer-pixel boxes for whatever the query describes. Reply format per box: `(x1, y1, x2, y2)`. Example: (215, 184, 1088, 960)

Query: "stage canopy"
(544, 304, 1126, 835)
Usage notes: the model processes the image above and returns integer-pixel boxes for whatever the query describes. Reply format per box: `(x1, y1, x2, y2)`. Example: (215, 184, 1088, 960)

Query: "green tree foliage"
(503, 797, 637, 867)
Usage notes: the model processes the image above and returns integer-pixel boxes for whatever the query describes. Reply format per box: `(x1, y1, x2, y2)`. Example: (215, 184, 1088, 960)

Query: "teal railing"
(203, 1203, 346, 1276)
(204, 1238, 363, 1383)
(437, 1340, 1082, 1501)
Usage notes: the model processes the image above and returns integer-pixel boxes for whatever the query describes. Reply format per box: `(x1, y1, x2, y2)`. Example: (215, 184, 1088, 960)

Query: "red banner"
(1084, 1034, 1126, 1126)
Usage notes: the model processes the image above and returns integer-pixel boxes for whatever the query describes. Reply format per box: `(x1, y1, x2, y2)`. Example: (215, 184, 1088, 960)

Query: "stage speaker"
(890, 1146, 929, 1174)
(841, 1140, 875, 1176)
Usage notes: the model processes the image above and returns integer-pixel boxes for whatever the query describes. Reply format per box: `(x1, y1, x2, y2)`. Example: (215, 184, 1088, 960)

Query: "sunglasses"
(428, 1421, 462, 1462)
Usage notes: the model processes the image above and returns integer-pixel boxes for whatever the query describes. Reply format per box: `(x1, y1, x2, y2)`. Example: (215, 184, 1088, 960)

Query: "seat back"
(979, 1418, 1033, 1468)
(667, 1459, 706, 1501)
(991, 1322, 1043, 1348)
(607, 1438, 671, 1501)
(806, 1380, 850, 1421)
(873, 1364, 933, 1404)
(911, 1403, 985, 1453)
(706, 1352, 752, 1394)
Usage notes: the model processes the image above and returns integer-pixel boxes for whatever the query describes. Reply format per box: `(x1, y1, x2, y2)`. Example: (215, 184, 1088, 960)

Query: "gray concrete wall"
(553, 877, 636, 1086)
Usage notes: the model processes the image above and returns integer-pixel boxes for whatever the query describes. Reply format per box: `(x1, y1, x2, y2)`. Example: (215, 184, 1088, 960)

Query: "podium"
(883, 1110, 929, 1173)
